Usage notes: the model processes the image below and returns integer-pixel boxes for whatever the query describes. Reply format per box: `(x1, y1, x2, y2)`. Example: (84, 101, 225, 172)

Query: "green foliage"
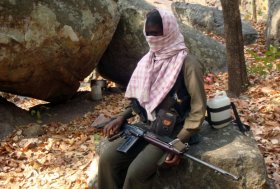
(247, 45, 280, 76)
(257, 8, 263, 16)
(30, 105, 49, 123)
(30, 109, 42, 123)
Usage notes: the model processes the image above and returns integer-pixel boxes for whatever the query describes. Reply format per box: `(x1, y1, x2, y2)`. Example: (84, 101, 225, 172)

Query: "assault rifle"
(99, 123, 239, 180)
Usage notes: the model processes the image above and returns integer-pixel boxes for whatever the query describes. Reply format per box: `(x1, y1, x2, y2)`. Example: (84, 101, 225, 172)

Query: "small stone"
(22, 124, 46, 137)
(271, 139, 279, 145)
(12, 135, 19, 142)
(16, 130, 22, 135)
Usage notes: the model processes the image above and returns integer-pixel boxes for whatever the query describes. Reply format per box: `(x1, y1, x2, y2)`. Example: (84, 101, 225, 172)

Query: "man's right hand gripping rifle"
(103, 115, 125, 138)
(101, 106, 134, 138)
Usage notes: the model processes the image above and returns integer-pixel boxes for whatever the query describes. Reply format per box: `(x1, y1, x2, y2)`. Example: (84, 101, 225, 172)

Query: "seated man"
(98, 8, 206, 189)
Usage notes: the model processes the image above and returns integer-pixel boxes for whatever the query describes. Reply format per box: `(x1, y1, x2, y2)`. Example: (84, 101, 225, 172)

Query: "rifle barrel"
(183, 153, 239, 180)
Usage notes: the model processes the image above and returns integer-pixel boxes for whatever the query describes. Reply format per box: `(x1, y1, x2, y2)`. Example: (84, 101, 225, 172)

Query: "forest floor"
(0, 11, 279, 189)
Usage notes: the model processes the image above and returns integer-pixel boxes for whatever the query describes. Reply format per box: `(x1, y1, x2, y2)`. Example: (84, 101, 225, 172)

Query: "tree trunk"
(252, 0, 257, 22)
(220, 0, 249, 97)
(266, 0, 280, 50)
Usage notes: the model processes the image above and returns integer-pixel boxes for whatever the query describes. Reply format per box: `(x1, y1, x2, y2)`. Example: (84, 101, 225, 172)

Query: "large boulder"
(95, 123, 273, 189)
(98, 0, 227, 86)
(97, 0, 153, 86)
(178, 23, 226, 71)
(0, 0, 120, 102)
(266, 0, 280, 49)
(172, 2, 258, 45)
(180, 0, 221, 8)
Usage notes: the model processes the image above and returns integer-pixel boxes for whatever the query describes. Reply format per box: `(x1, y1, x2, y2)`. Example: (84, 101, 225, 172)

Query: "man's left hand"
(164, 153, 181, 166)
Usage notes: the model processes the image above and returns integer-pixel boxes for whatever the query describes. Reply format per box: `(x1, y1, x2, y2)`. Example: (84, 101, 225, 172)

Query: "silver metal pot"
(91, 79, 107, 90)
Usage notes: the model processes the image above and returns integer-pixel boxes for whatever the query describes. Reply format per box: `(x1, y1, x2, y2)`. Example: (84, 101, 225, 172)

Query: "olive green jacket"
(176, 54, 206, 142)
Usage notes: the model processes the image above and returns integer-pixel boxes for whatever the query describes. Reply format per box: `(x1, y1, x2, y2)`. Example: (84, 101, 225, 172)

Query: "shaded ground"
(0, 90, 99, 139)
(0, 84, 123, 127)
(0, 97, 33, 139)
(29, 92, 98, 124)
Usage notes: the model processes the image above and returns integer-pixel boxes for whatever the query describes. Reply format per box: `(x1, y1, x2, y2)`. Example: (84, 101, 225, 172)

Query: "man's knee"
(99, 149, 116, 168)
(99, 139, 124, 166)
(126, 164, 150, 182)
(124, 165, 154, 189)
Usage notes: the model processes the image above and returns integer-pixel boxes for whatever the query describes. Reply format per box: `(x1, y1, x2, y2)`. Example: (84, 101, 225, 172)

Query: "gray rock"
(182, 0, 221, 8)
(0, 0, 120, 102)
(266, 0, 280, 49)
(96, 123, 273, 189)
(179, 23, 227, 71)
(153, 123, 272, 189)
(22, 123, 45, 137)
(172, 2, 258, 45)
(98, 0, 227, 86)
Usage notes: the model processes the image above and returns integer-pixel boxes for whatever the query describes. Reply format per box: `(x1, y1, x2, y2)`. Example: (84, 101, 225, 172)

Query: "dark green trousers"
(98, 137, 165, 189)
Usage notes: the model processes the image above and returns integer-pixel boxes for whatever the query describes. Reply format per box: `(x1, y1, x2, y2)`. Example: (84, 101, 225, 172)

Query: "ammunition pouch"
(151, 109, 177, 137)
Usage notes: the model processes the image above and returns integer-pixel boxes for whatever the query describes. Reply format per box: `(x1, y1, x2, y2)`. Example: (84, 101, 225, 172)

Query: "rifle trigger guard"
(108, 131, 124, 142)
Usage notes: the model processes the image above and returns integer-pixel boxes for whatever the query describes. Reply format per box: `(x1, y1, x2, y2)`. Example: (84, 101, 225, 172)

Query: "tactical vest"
(131, 67, 191, 135)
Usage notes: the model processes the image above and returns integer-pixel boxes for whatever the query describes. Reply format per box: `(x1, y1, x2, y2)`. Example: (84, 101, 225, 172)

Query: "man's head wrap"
(125, 9, 187, 121)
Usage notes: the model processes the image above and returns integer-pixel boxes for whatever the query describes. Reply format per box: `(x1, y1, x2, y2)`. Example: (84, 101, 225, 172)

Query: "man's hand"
(164, 138, 188, 166)
(164, 153, 181, 166)
(103, 116, 125, 138)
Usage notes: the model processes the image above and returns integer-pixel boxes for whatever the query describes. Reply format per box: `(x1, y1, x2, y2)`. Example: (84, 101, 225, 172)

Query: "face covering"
(125, 8, 188, 121)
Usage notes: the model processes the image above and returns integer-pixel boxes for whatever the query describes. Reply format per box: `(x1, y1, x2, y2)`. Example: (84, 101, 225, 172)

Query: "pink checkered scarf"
(125, 9, 187, 121)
